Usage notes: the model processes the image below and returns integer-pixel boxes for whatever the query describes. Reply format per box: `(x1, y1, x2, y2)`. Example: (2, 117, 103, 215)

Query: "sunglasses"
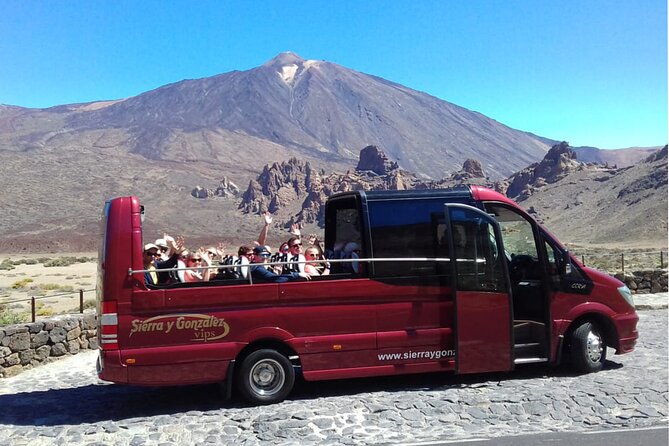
(145, 251, 160, 256)
(260, 253, 271, 258)
(192, 258, 202, 262)
(291, 243, 302, 247)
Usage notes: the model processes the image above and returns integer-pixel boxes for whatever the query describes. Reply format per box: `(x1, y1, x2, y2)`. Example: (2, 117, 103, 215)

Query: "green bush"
(0, 307, 27, 325)
(69, 298, 97, 313)
(43, 256, 96, 267)
(39, 283, 74, 292)
(34, 302, 54, 317)
(0, 259, 14, 271)
(11, 278, 34, 289)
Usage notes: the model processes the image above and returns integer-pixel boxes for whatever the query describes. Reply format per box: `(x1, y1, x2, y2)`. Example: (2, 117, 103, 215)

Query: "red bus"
(96, 185, 638, 404)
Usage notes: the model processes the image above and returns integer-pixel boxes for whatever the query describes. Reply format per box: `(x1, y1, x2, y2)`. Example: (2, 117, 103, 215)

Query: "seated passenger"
(183, 249, 212, 283)
(154, 234, 176, 262)
(143, 236, 184, 285)
(282, 236, 306, 274)
(216, 246, 252, 280)
(304, 246, 330, 276)
(176, 249, 189, 283)
(343, 242, 361, 273)
(251, 246, 310, 283)
(272, 242, 289, 269)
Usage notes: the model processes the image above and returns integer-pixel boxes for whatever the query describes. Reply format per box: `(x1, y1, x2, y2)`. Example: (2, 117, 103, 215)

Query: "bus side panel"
(279, 279, 456, 375)
(278, 279, 379, 371)
(119, 284, 279, 353)
(122, 343, 240, 385)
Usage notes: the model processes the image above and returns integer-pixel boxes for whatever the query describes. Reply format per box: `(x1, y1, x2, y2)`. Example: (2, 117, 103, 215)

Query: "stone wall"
(614, 269, 668, 294)
(0, 313, 97, 378)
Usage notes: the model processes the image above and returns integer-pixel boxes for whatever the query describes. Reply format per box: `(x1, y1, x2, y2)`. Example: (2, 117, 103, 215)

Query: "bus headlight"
(617, 286, 635, 308)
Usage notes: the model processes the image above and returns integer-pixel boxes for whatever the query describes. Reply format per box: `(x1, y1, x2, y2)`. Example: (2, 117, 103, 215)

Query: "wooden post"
(661, 251, 664, 269)
(31, 296, 36, 323)
(79, 289, 84, 314)
(581, 255, 585, 266)
(621, 253, 625, 273)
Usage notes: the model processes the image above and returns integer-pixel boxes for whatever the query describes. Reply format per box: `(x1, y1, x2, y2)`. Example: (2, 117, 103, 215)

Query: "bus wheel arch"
(564, 314, 617, 373)
(233, 340, 299, 405)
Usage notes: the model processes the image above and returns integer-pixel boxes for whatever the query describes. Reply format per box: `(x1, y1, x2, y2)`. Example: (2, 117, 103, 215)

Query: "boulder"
(8, 332, 30, 351)
(356, 145, 399, 175)
(51, 343, 67, 357)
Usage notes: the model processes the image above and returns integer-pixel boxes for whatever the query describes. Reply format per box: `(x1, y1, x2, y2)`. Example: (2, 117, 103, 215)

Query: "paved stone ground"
(0, 309, 666, 446)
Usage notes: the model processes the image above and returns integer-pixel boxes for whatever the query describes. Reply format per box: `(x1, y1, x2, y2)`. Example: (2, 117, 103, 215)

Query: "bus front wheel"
(236, 349, 295, 405)
(570, 322, 607, 373)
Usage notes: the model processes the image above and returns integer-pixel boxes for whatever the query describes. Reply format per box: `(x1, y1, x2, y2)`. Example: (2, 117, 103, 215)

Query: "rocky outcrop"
(644, 145, 668, 163)
(506, 141, 588, 199)
(238, 158, 314, 214)
(239, 147, 502, 227)
(356, 145, 400, 175)
(450, 158, 486, 181)
(0, 313, 97, 378)
(191, 176, 240, 199)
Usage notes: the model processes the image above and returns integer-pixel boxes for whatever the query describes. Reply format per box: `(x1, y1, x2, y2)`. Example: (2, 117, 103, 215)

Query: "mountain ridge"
(0, 52, 665, 252)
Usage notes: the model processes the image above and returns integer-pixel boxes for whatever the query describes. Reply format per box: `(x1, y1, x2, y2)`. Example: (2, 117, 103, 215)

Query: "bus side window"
(324, 196, 363, 275)
(368, 200, 451, 278)
(449, 209, 506, 292)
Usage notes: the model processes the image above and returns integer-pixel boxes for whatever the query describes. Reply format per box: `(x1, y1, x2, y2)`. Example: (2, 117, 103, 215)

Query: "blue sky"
(1, 0, 666, 149)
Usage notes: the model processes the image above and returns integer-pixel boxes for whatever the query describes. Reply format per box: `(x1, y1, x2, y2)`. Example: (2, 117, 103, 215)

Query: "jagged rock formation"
(506, 142, 586, 199)
(451, 159, 486, 180)
(515, 144, 668, 246)
(191, 177, 240, 199)
(356, 145, 400, 175)
(239, 146, 499, 228)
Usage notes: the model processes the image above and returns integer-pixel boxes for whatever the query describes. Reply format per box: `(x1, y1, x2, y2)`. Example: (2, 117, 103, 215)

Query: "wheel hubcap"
(586, 330, 603, 362)
(249, 358, 285, 396)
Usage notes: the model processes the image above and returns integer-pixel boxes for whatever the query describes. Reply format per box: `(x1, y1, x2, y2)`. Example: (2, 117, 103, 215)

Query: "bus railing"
(127, 257, 486, 285)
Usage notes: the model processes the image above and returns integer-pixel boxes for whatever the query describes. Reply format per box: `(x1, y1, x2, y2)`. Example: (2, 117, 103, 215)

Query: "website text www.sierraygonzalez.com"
(377, 349, 455, 361)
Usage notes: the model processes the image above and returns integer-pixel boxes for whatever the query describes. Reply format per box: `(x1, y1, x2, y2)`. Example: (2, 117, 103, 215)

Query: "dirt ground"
(0, 253, 97, 320)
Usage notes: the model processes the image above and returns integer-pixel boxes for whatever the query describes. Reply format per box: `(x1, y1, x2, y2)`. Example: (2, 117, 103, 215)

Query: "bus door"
(445, 204, 513, 374)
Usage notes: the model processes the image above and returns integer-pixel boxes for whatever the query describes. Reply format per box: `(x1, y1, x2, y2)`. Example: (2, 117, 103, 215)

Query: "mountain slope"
(515, 146, 668, 247)
(1, 52, 550, 180)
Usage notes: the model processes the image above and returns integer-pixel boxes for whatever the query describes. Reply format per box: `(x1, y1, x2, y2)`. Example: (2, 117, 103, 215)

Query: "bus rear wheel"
(236, 349, 295, 405)
(570, 322, 607, 373)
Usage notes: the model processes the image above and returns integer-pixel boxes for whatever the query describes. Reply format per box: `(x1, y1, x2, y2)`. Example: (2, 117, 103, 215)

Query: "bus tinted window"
(448, 207, 506, 292)
(368, 200, 451, 277)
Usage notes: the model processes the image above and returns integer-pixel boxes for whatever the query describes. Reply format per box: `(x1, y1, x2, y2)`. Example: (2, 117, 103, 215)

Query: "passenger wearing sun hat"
(154, 238, 170, 261)
(143, 244, 161, 284)
(142, 236, 184, 286)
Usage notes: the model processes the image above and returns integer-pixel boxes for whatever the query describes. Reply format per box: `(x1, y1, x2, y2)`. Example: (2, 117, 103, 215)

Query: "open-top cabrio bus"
(97, 185, 638, 404)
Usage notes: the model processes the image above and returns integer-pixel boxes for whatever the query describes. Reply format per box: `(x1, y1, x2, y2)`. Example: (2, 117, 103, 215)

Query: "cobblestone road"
(0, 310, 666, 446)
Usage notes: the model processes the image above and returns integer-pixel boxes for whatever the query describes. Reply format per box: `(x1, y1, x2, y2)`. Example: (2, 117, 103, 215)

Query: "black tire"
(570, 322, 607, 373)
(235, 349, 295, 405)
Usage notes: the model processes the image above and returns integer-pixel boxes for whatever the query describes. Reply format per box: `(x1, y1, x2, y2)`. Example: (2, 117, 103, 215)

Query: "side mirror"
(140, 205, 146, 224)
(560, 250, 572, 275)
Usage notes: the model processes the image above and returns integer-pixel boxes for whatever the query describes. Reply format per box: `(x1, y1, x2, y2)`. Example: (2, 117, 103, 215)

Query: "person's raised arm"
(257, 212, 272, 246)
(199, 248, 212, 281)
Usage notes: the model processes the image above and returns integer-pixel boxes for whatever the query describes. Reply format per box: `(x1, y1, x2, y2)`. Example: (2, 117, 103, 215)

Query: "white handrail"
(126, 256, 486, 276)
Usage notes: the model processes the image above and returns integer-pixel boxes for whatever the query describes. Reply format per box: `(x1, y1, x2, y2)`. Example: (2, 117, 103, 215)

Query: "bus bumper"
(614, 312, 639, 354)
(97, 350, 128, 383)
